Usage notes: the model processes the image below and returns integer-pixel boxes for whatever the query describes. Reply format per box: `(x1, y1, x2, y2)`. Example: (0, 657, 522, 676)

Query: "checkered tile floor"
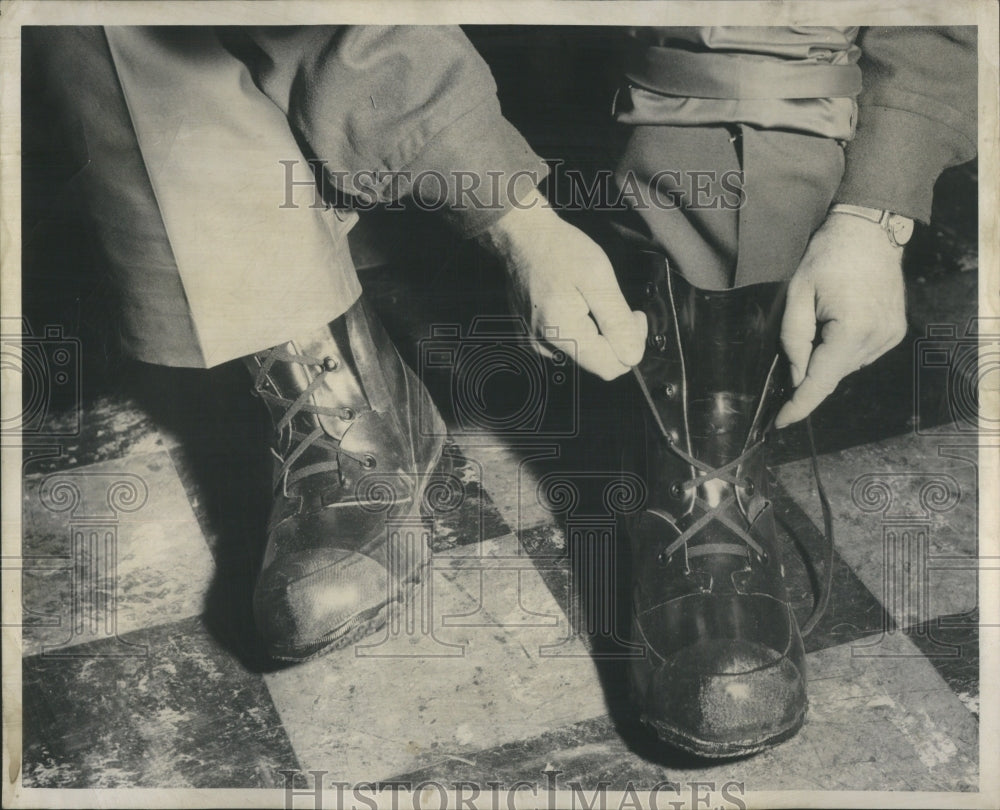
(14, 237, 985, 795)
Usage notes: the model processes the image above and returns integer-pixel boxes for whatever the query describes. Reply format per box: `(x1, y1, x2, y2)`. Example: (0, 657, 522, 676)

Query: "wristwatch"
(829, 203, 914, 247)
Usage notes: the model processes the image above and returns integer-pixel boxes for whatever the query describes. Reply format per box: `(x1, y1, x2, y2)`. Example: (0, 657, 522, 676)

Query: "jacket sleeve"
(834, 26, 977, 224)
(221, 25, 548, 237)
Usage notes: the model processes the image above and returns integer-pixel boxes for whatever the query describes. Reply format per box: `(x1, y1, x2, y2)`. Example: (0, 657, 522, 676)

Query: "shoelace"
(633, 366, 835, 636)
(252, 347, 370, 495)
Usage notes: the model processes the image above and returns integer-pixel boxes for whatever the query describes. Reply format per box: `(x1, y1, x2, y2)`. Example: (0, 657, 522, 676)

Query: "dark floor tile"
(16, 445, 68, 476)
(432, 444, 512, 551)
(518, 523, 572, 619)
(17, 358, 273, 478)
(906, 608, 979, 718)
(22, 615, 300, 788)
(769, 476, 895, 653)
(19, 390, 172, 475)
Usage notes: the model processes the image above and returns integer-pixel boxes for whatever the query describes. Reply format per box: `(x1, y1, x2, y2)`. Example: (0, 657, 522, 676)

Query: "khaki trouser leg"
(30, 26, 361, 369)
(612, 124, 845, 289)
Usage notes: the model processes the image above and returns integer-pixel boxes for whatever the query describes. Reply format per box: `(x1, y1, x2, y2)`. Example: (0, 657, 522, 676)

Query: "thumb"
(577, 263, 647, 368)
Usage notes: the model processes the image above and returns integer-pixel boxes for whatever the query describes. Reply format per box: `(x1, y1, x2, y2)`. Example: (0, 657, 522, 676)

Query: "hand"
(775, 212, 909, 428)
(478, 188, 647, 381)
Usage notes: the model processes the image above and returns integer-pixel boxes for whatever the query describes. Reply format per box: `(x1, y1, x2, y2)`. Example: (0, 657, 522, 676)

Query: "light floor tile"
(20, 450, 214, 656)
(774, 428, 979, 627)
(264, 534, 608, 780)
(395, 632, 978, 793)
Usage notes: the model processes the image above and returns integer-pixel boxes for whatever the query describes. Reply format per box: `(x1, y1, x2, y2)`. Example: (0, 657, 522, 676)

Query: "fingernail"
(774, 407, 790, 429)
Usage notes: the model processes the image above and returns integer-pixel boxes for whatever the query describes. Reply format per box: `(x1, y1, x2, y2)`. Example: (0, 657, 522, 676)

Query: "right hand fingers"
(576, 261, 648, 368)
(541, 293, 634, 381)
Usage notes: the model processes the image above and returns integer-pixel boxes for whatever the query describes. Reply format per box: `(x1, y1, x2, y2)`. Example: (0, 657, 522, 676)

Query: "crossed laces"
(632, 365, 834, 636)
(251, 346, 372, 495)
(633, 367, 769, 562)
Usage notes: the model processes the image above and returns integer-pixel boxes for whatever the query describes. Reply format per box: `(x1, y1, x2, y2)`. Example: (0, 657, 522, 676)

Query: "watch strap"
(829, 203, 890, 227)
(829, 203, 913, 247)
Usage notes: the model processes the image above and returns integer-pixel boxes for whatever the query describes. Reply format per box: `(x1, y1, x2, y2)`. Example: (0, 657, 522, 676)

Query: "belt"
(626, 46, 862, 100)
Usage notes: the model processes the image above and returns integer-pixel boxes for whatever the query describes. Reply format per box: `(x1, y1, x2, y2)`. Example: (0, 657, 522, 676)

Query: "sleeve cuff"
(834, 105, 976, 224)
(395, 99, 550, 238)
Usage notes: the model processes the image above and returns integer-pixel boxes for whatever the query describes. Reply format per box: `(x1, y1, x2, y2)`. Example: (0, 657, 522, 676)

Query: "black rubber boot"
(626, 252, 807, 758)
(244, 297, 446, 661)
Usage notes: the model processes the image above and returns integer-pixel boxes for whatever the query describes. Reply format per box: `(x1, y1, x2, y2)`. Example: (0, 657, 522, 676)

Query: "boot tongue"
(687, 392, 756, 505)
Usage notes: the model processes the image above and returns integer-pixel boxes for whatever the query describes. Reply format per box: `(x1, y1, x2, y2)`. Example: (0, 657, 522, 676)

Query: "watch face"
(889, 214, 914, 246)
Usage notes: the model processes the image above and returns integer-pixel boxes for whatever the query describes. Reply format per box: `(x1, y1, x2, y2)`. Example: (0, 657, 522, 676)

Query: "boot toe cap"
(254, 549, 390, 661)
(643, 638, 807, 757)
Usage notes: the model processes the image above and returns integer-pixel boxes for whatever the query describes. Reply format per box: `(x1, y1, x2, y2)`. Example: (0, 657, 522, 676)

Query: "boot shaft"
(637, 252, 788, 472)
(243, 297, 444, 495)
(626, 253, 789, 568)
(243, 312, 370, 450)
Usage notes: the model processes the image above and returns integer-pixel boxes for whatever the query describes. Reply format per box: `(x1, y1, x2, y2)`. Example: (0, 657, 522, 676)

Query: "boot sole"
(640, 703, 807, 759)
(267, 444, 450, 663)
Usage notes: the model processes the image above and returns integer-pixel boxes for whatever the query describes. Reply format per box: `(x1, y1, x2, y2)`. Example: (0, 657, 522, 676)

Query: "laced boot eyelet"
(663, 383, 677, 400)
(650, 334, 667, 352)
(645, 281, 657, 298)
(340, 408, 356, 421)
(743, 478, 756, 496)
(322, 356, 340, 372)
(361, 455, 377, 469)
(669, 481, 685, 500)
